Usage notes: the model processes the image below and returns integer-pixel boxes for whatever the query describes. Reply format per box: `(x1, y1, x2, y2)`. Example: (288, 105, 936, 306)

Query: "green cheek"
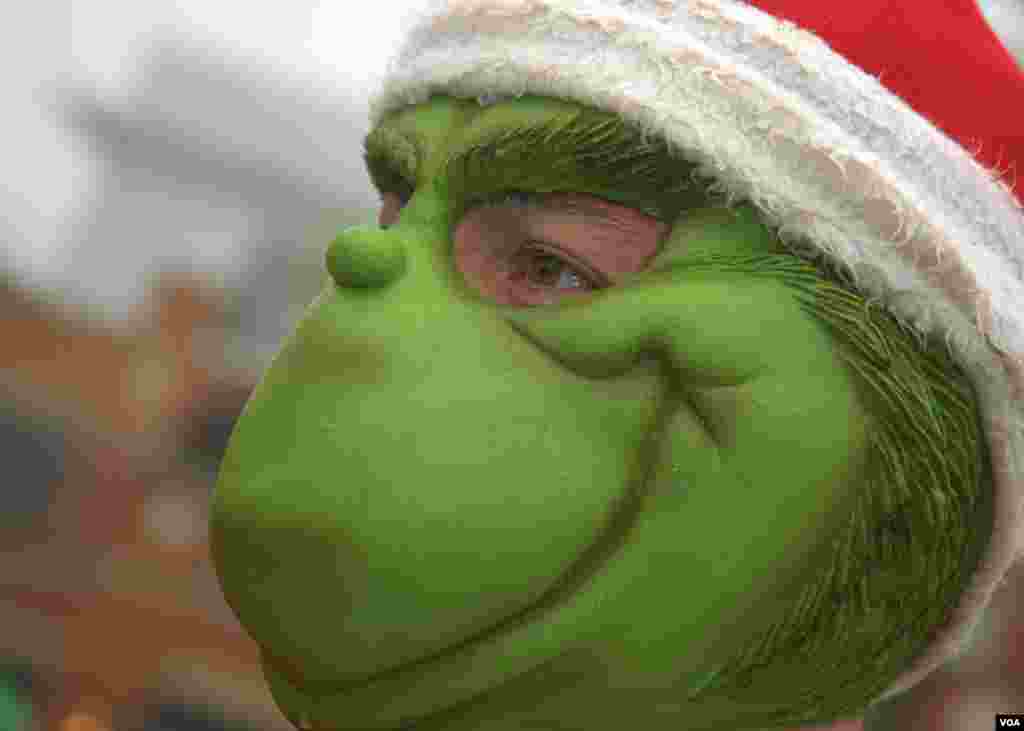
(495, 268, 870, 684)
(211, 271, 667, 696)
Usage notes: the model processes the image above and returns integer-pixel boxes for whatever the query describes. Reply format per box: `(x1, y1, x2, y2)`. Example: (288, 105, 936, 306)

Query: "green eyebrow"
(363, 112, 714, 222)
(364, 126, 419, 200)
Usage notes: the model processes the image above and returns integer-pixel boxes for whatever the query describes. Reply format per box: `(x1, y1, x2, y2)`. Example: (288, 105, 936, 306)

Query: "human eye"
(507, 241, 603, 293)
(453, 191, 611, 306)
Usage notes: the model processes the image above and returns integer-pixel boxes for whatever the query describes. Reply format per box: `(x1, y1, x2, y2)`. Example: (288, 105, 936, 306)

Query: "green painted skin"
(210, 96, 872, 730)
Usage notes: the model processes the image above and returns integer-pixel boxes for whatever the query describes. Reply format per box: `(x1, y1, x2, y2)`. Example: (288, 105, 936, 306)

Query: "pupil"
(533, 254, 563, 285)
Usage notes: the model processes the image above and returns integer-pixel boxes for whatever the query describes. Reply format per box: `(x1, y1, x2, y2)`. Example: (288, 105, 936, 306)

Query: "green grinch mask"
(210, 95, 991, 731)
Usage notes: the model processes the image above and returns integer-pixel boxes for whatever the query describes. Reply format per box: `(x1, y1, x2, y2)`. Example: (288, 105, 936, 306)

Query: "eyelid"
(520, 239, 611, 289)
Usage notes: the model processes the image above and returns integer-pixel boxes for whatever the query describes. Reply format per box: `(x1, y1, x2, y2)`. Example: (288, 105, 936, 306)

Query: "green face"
(210, 95, 871, 731)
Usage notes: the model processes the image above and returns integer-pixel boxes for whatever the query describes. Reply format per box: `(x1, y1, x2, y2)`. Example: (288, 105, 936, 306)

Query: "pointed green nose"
(325, 224, 407, 289)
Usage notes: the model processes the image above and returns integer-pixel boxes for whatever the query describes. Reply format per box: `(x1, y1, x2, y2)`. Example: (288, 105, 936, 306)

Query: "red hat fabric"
(750, 0, 1024, 204)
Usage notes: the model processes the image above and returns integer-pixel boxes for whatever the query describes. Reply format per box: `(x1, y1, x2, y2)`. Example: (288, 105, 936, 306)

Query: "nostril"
(326, 225, 407, 289)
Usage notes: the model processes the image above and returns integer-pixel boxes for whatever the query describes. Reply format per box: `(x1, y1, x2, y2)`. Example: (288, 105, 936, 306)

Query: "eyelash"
(513, 242, 604, 291)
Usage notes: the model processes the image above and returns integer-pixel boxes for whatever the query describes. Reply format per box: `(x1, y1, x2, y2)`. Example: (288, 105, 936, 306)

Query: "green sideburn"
(210, 96, 878, 731)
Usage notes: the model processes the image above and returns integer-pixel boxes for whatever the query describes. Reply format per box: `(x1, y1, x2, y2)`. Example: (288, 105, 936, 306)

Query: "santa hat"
(368, 0, 1024, 705)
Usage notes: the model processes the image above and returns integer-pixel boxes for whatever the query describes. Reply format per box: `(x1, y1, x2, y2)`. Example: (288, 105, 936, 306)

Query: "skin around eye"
(454, 193, 666, 306)
(376, 189, 665, 305)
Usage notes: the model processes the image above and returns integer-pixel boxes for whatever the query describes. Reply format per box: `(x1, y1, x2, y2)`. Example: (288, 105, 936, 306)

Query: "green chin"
(260, 602, 599, 731)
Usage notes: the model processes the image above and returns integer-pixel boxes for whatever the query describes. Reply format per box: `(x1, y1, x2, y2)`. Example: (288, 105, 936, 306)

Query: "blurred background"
(1, 1, 1022, 729)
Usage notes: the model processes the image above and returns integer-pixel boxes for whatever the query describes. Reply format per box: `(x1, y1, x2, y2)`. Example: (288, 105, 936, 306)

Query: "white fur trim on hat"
(368, 0, 1024, 707)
